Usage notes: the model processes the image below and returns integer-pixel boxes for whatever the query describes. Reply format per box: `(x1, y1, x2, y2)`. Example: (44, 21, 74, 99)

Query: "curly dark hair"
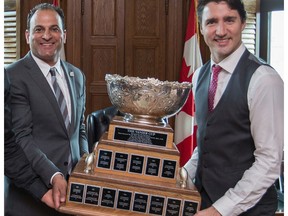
(27, 3, 65, 30)
(197, 0, 247, 24)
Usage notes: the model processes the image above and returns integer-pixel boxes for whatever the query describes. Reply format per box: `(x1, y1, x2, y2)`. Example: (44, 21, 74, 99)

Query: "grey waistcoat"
(194, 49, 265, 202)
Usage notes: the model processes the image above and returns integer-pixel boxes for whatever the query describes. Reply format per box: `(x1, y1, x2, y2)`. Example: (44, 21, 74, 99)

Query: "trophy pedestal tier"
(59, 116, 201, 215)
(60, 157, 200, 216)
(93, 132, 180, 184)
(108, 116, 175, 149)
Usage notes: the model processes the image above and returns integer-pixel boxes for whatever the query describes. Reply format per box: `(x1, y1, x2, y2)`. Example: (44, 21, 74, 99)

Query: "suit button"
(64, 162, 68, 166)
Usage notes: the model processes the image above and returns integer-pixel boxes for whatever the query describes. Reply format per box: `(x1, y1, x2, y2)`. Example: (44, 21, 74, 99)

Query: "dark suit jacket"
(5, 52, 89, 216)
(4, 69, 47, 199)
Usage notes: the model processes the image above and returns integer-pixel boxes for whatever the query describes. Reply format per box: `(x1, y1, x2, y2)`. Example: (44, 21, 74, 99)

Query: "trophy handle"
(84, 152, 95, 174)
(179, 167, 188, 188)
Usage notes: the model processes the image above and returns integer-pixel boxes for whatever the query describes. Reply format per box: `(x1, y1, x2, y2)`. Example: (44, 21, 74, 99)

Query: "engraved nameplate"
(97, 150, 112, 169)
(69, 183, 84, 203)
(145, 157, 160, 176)
(113, 152, 128, 172)
(149, 195, 165, 215)
(113, 127, 167, 147)
(116, 190, 132, 211)
(101, 188, 116, 208)
(182, 200, 198, 215)
(133, 193, 148, 213)
(161, 160, 177, 179)
(129, 155, 144, 174)
(84, 185, 100, 205)
(165, 198, 181, 216)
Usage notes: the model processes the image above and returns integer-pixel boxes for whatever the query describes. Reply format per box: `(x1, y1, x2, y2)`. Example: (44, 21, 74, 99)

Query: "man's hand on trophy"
(194, 206, 222, 216)
(41, 189, 55, 208)
(51, 173, 68, 209)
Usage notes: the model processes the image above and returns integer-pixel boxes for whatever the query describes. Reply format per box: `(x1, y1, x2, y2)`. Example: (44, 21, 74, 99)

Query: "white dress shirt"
(185, 43, 284, 215)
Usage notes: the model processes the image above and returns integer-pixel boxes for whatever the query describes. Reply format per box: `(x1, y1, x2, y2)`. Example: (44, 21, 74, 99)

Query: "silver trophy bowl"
(105, 74, 191, 125)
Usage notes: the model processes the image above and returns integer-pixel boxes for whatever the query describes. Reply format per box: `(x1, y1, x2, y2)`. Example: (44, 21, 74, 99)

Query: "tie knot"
(212, 64, 222, 75)
(50, 67, 56, 77)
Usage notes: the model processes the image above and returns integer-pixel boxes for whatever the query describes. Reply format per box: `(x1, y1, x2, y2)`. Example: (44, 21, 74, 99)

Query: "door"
(82, 0, 125, 114)
(125, 0, 166, 80)
(80, 0, 184, 115)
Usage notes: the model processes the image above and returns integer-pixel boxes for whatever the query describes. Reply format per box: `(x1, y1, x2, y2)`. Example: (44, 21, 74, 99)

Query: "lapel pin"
(70, 71, 74, 77)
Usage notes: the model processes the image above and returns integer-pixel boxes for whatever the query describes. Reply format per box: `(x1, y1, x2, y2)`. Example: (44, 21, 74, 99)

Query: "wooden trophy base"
(60, 157, 200, 216)
(59, 116, 201, 215)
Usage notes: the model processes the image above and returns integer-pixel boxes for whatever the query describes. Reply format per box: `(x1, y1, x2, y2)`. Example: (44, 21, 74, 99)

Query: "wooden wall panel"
(134, 47, 156, 77)
(92, 46, 116, 81)
(125, 0, 166, 80)
(92, 0, 116, 36)
(134, 0, 158, 36)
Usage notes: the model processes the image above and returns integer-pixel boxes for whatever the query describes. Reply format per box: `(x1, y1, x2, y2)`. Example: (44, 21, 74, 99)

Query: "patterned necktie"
(50, 67, 70, 131)
(50, 67, 72, 174)
(208, 64, 222, 112)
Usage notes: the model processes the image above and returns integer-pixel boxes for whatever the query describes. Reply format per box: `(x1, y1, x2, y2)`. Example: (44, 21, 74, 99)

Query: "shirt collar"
(211, 43, 246, 74)
(31, 52, 62, 77)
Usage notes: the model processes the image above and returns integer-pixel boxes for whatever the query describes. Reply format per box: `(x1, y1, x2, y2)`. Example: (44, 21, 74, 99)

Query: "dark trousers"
(200, 185, 278, 216)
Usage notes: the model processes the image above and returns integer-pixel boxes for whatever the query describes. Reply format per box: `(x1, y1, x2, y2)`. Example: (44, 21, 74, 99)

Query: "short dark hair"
(27, 3, 65, 30)
(197, 0, 247, 24)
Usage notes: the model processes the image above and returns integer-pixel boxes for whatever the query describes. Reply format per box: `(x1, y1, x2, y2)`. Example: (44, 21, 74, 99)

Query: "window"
(257, 0, 284, 63)
(242, 0, 257, 55)
(269, 11, 284, 79)
(4, 0, 19, 66)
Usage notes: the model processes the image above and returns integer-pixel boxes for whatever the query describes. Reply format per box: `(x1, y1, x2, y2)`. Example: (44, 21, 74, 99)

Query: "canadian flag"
(53, 0, 59, 7)
(175, 0, 202, 167)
